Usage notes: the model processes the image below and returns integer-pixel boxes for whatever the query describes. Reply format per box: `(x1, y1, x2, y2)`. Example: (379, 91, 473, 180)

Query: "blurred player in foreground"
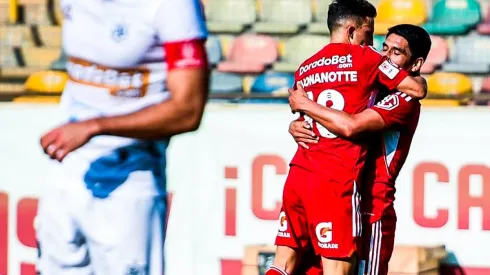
(289, 24, 431, 275)
(267, 0, 428, 275)
(37, 0, 209, 274)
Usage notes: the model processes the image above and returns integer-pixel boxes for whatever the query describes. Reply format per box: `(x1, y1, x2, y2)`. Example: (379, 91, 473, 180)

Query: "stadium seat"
(217, 34, 278, 73)
(24, 70, 67, 93)
(308, 0, 330, 34)
(21, 46, 60, 68)
(423, 0, 481, 35)
(420, 99, 462, 106)
(254, 0, 312, 34)
(426, 72, 473, 99)
(0, 83, 25, 95)
(0, 0, 12, 24)
(442, 34, 490, 74)
(481, 76, 490, 93)
(375, 0, 428, 35)
(420, 35, 448, 74)
(0, 26, 33, 47)
(205, 0, 256, 33)
(210, 71, 244, 93)
(206, 35, 222, 66)
(477, 6, 490, 34)
(0, 47, 18, 67)
(373, 35, 385, 51)
(18, 0, 52, 25)
(251, 71, 295, 95)
(13, 95, 61, 103)
(274, 35, 329, 72)
(37, 26, 62, 47)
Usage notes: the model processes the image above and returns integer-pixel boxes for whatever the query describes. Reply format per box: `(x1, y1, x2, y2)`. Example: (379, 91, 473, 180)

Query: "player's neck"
(330, 33, 349, 44)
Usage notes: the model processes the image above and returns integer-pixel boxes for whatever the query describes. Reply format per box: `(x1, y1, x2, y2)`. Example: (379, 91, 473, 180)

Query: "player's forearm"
(303, 101, 357, 138)
(398, 76, 427, 99)
(88, 98, 206, 139)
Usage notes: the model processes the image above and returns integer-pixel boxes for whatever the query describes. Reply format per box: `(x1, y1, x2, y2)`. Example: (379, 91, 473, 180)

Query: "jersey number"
(304, 89, 345, 138)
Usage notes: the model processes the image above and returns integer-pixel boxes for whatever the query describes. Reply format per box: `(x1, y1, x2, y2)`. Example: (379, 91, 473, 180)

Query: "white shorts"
(36, 186, 166, 275)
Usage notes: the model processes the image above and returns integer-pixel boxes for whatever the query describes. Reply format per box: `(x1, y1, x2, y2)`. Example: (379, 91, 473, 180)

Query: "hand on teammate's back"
(288, 84, 311, 112)
(289, 120, 318, 149)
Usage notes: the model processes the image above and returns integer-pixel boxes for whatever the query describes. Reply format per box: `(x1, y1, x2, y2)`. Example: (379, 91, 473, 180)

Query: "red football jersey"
(290, 44, 409, 183)
(363, 91, 421, 217)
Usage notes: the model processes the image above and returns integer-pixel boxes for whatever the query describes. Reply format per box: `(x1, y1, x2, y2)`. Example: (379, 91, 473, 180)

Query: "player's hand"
(40, 120, 99, 162)
(289, 120, 319, 149)
(288, 83, 310, 113)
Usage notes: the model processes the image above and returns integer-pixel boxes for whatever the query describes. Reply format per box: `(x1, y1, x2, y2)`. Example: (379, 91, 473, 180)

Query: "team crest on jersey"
(112, 24, 128, 42)
(376, 94, 400, 110)
(379, 60, 400, 80)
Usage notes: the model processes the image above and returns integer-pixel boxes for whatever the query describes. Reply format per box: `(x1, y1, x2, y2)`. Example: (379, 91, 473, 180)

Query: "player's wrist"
(85, 118, 103, 138)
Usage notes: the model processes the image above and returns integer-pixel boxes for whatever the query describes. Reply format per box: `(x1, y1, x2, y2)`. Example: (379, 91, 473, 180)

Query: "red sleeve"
(164, 39, 208, 71)
(371, 92, 418, 128)
(363, 46, 409, 91)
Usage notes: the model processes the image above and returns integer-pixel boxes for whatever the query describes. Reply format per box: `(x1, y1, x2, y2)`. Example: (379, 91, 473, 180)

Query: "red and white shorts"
(274, 165, 362, 259)
(360, 205, 397, 275)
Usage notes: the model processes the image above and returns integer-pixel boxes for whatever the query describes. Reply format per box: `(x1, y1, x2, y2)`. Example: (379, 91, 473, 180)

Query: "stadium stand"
(308, 0, 330, 34)
(217, 34, 278, 73)
(423, 0, 482, 35)
(274, 34, 329, 72)
(374, 0, 428, 35)
(253, 0, 312, 34)
(0, 0, 489, 105)
(205, 0, 256, 33)
(443, 34, 490, 74)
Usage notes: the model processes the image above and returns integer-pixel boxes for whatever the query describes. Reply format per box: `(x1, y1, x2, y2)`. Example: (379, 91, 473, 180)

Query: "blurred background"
(0, 0, 489, 275)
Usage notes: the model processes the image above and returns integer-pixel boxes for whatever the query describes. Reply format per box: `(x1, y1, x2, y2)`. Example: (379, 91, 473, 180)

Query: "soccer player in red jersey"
(266, 0, 427, 274)
(288, 24, 432, 275)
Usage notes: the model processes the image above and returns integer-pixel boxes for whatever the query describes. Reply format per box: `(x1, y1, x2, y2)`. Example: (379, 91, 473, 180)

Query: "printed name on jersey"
(376, 94, 400, 110)
(66, 57, 150, 97)
(298, 71, 358, 88)
(299, 54, 353, 76)
(378, 60, 400, 80)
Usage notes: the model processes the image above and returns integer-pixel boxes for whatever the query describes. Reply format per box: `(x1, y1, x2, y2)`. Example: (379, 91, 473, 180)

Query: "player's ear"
(410, 57, 424, 73)
(347, 26, 356, 43)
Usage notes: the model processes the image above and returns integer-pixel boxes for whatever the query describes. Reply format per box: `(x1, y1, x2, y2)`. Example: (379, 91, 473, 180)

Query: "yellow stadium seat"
(13, 95, 61, 103)
(426, 72, 473, 99)
(0, 82, 25, 95)
(375, 0, 428, 35)
(421, 99, 462, 107)
(21, 46, 60, 68)
(0, 0, 14, 24)
(24, 70, 67, 94)
(37, 26, 62, 47)
(0, 26, 33, 47)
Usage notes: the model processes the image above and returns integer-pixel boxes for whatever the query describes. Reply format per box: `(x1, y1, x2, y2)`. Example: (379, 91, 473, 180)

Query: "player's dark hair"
(386, 24, 432, 61)
(327, 0, 377, 33)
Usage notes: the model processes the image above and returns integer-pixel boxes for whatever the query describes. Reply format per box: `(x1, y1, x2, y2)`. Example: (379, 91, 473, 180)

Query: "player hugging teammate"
(267, 1, 432, 275)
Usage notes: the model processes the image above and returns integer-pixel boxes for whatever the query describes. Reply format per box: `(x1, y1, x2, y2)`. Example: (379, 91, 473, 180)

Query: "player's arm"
(292, 86, 416, 139)
(87, 0, 209, 139)
(303, 105, 384, 138)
